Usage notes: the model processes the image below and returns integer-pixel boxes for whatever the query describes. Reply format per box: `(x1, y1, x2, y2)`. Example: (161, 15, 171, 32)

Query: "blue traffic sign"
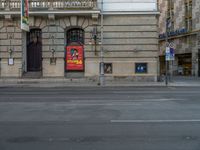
(165, 47, 175, 61)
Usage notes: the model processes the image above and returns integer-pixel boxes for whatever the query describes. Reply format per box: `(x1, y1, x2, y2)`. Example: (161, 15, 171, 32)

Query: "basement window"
(104, 63, 113, 74)
(135, 63, 148, 74)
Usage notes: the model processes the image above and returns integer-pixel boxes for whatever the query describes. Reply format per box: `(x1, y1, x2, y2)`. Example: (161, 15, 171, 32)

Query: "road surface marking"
(0, 97, 185, 102)
(0, 102, 141, 106)
(111, 119, 200, 123)
(113, 91, 200, 94)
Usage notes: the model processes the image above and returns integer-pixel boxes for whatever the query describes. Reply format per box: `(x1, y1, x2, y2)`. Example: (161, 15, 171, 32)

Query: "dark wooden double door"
(27, 29, 42, 71)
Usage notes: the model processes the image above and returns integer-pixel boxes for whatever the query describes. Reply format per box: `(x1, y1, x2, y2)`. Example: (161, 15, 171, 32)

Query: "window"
(185, 0, 193, 31)
(167, 0, 174, 32)
(135, 63, 148, 74)
(27, 29, 42, 45)
(185, 20, 189, 30)
(189, 19, 193, 31)
(67, 28, 84, 45)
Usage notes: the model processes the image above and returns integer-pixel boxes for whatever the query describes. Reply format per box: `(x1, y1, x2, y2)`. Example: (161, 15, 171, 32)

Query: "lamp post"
(99, 0, 104, 86)
(165, 13, 169, 86)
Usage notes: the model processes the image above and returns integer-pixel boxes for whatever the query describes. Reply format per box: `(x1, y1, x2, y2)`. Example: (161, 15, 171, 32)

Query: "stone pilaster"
(0, 20, 22, 77)
(42, 24, 65, 77)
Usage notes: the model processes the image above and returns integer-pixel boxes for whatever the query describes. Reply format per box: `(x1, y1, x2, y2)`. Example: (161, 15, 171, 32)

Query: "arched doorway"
(65, 28, 85, 77)
(27, 29, 42, 72)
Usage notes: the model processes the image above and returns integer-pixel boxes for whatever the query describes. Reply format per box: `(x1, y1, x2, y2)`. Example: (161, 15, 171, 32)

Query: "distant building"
(159, 0, 200, 76)
(0, 0, 159, 81)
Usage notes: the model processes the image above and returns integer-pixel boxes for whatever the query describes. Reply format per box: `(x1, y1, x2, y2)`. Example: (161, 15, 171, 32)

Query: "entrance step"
(23, 72, 42, 79)
(65, 72, 84, 78)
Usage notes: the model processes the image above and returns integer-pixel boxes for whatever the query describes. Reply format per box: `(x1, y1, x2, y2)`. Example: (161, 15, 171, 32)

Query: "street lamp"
(99, 0, 105, 86)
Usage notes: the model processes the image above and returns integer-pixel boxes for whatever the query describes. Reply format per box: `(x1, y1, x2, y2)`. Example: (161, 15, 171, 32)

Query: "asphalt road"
(0, 86, 200, 150)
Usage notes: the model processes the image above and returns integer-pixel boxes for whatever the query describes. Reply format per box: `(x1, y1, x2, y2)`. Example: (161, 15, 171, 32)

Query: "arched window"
(67, 28, 84, 45)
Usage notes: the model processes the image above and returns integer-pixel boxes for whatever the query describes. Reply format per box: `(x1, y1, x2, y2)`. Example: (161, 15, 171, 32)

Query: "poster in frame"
(66, 46, 84, 71)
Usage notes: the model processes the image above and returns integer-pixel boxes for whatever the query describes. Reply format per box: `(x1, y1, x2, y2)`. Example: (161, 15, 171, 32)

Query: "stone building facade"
(159, 0, 200, 76)
(0, 0, 159, 81)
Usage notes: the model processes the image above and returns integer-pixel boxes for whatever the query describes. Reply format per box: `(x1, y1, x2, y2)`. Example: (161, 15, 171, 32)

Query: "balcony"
(0, 0, 99, 16)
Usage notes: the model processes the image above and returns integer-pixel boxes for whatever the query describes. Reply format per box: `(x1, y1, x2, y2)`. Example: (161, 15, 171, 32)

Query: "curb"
(0, 78, 200, 88)
(0, 82, 200, 88)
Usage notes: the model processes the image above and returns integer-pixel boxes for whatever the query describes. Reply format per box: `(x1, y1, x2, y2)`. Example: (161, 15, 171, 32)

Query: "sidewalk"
(0, 76, 199, 87)
(168, 76, 200, 87)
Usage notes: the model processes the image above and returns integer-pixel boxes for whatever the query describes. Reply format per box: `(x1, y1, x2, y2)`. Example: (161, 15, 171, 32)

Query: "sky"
(97, 0, 157, 11)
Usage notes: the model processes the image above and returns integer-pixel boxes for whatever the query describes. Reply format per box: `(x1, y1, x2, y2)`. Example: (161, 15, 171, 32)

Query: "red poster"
(66, 46, 84, 71)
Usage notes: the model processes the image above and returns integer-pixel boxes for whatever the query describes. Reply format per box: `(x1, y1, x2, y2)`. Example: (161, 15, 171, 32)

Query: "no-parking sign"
(165, 42, 175, 61)
(165, 47, 170, 61)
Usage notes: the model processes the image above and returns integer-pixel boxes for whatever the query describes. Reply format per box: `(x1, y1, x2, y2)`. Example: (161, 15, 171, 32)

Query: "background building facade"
(159, 0, 200, 77)
(0, 0, 159, 81)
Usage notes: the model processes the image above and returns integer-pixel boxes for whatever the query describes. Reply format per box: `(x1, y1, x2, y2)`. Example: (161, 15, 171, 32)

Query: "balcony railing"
(0, 0, 97, 11)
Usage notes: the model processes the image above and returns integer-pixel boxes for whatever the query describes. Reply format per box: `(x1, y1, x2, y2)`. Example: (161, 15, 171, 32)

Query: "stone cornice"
(102, 11, 160, 15)
(0, 10, 101, 16)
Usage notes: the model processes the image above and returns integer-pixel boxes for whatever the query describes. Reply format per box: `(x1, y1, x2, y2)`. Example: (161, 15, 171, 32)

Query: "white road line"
(0, 97, 186, 102)
(111, 119, 200, 123)
(0, 102, 141, 106)
(66, 104, 141, 106)
(112, 91, 200, 94)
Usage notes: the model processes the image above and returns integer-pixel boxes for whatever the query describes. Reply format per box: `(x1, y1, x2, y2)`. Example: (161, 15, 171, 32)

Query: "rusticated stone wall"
(0, 14, 159, 81)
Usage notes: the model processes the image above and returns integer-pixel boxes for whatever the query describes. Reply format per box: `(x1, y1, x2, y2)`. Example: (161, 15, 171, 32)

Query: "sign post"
(165, 46, 169, 86)
(165, 14, 171, 86)
(21, 0, 29, 31)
